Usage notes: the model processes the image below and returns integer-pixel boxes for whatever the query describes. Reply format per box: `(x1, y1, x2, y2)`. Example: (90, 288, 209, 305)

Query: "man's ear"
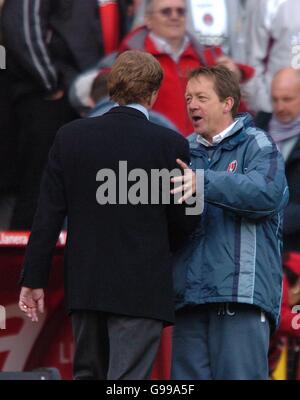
(223, 97, 234, 114)
(149, 90, 159, 108)
(292, 277, 300, 294)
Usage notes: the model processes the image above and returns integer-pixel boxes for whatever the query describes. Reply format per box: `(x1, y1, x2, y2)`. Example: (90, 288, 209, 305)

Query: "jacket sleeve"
(204, 134, 289, 220)
(20, 130, 67, 288)
(2, 0, 58, 93)
(167, 136, 199, 251)
(237, 63, 255, 83)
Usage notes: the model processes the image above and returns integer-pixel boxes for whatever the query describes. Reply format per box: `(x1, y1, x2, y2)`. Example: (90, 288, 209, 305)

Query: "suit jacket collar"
(105, 105, 148, 120)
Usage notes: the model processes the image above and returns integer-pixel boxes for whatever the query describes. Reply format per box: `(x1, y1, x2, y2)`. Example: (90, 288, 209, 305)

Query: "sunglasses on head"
(156, 7, 186, 18)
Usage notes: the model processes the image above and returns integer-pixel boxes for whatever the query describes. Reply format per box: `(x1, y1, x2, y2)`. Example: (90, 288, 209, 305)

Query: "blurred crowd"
(0, 0, 300, 379)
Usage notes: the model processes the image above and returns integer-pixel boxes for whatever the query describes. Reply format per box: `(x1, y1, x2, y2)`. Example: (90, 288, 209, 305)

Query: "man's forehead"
(152, 0, 186, 8)
(272, 81, 300, 96)
(186, 76, 214, 89)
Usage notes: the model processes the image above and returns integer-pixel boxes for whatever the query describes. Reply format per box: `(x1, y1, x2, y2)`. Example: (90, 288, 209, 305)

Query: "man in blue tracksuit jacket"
(171, 65, 289, 380)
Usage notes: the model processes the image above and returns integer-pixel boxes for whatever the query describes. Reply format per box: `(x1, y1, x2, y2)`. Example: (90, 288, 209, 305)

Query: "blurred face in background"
(272, 68, 300, 124)
(145, 0, 186, 45)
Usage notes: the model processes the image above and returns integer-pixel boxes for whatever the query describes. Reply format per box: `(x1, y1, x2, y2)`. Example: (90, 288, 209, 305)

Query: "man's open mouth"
(192, 116, 203, 122)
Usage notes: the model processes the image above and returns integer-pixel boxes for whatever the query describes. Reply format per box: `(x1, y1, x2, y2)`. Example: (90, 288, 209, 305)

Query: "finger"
(37, 298, 44, 314)
(171, 186, 184, 195)
(25, 308, 33, 319)
(176, 159, 189, 170)
(171, 176, 184, 184)
(171, 182, 192, 195)
(178, 189, 194, 204)
(30, 307, 39, 322)
(19, 301, 29, 313)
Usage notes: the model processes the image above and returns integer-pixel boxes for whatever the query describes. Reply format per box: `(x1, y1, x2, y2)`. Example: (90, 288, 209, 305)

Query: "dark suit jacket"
(20, 106, 197, 324)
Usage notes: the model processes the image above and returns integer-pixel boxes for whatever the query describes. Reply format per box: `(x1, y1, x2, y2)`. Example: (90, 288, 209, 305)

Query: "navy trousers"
(171, 303, 270, 380)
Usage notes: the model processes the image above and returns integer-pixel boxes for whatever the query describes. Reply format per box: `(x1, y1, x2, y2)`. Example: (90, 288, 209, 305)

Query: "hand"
(216, 56, 242, 81)
(19, 287, 45, 322)
(171, 159, 196, 203)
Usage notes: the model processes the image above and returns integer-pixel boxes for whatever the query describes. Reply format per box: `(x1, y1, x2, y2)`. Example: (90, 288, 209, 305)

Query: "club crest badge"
(203, 13, 214, 26)
(227, 160, 238, 173)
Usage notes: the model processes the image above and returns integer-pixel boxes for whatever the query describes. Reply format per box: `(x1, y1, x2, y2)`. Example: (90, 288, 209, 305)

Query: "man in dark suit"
(18, 50, 197, 380)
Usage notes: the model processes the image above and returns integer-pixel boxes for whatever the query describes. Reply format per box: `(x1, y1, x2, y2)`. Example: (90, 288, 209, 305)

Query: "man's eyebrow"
(185, 92, 207, 97)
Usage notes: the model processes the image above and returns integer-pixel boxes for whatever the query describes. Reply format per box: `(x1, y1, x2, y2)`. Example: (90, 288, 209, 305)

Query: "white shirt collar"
(123, 103, 149, 120)
(149, 32, 190, 63)
(196, 121, 238, 147)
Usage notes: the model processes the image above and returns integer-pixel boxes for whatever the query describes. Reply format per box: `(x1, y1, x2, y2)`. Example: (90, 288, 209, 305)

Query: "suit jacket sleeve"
(20, 130, 67, 288)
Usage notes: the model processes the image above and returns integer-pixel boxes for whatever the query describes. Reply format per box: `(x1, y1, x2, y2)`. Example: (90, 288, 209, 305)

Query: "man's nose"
(274, 100, 285, 113)
(188, 98, 200, 110)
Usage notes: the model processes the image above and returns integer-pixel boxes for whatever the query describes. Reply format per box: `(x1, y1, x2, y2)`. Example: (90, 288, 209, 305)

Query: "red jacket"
(119, 27, 254, 136)
(278, 252, 300, 337)
(269, 253, 300, 376)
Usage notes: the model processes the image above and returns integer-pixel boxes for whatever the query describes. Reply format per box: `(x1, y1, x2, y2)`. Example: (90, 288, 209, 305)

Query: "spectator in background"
(134, 0, 250, 63)
(88, 69, 178, 130)
(269, 254, 300, 380)
(268, 68, 300, 254)
(1, 0, 132, 230)
(70, 0, 254, 137)
(243, 0, 300, 128)
(0, 0, 17, 229)
(266, 67, 300, 379)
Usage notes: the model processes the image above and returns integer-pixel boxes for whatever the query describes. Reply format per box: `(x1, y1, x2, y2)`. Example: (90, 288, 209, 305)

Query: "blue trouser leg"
(171, 306, 213, 380)
(171, 304, 270, 380)
(208, 303, 270, 380)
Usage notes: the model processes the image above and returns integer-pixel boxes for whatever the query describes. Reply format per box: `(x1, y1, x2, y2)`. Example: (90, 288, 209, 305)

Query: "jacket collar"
(188, 113, 254, 152)
(122, 26, 208, 65)
(105, 106, 148, 121)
